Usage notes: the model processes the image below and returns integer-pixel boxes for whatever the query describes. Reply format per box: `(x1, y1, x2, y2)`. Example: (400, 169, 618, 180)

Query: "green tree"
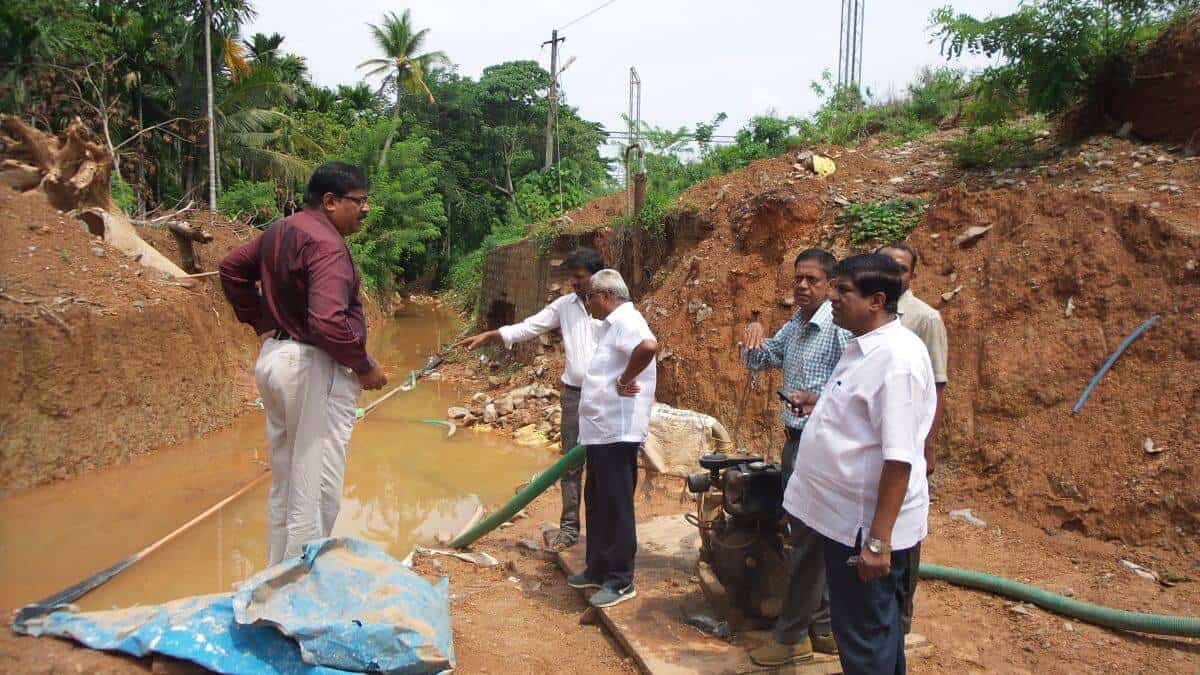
(357, 9, 448, 170)
(932, 0, 1200, 115)
(345, 127, 446, 290)
(243, 32, 284, 65)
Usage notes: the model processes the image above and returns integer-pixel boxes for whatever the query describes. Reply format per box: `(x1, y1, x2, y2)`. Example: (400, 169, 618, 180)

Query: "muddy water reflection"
(0, 305, 551, 610)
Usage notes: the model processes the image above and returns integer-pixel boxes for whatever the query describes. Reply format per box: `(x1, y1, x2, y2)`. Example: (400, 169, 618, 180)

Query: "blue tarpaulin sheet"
(13, 538, 454, 674)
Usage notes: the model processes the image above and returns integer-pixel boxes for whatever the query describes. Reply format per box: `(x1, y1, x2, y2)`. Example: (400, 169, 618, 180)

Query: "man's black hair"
(793, 247, 837, 279)
(834, 253, 903, 314)
(876, 241, 919, 274)
(563, 248, 605, 274)
(304, 162, 369, 207)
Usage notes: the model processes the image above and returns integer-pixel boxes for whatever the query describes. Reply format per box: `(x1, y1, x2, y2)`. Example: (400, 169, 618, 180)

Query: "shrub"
(514, 161, 590, 223)
(906, 66, 970, 124)
(837, 197, 929, 246)
(348, 135, 445, 291)
(947, 118, 1049, 169)
(218, 180, 280, 227)
(932, 0, 1198, 116)
(110, 173, 136, 214)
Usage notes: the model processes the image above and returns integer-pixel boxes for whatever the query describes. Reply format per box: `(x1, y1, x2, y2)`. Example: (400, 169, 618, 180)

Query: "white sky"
(246, 0, 1020, 142)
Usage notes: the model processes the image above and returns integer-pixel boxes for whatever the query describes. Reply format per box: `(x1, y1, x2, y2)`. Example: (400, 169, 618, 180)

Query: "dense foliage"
(216, 179, 280, 226)
(932, 0, 1200, 116)
(7, 1, 1193, 302)
(1, 1, 610, 292)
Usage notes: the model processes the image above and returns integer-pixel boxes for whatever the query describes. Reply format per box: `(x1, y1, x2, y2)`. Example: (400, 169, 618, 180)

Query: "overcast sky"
(246, 0, 1020, 145)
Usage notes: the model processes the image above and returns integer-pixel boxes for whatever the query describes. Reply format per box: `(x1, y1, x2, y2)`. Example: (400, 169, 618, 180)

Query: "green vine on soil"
(837, 197, 929, 246)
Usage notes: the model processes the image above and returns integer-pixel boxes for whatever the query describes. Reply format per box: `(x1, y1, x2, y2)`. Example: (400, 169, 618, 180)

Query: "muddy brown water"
(0, 305, 552, 611)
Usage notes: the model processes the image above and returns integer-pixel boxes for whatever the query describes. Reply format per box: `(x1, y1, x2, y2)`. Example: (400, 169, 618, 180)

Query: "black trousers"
(583, 442, 639, 590)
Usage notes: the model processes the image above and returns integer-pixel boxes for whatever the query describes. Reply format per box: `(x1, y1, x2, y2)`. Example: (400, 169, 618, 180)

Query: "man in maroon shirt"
(220, 162, 388, 565)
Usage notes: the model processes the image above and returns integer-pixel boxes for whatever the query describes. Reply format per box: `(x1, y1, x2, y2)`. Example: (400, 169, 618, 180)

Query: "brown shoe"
(810, 631, 838, 654)
(749, 637, 813, 667)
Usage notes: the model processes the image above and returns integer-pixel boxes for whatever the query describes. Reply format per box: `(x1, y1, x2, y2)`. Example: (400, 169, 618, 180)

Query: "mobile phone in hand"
(777, 390, 796, 409)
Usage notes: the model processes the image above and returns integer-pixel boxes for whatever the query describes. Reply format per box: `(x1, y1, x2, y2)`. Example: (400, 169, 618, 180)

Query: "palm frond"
(227, 144, 314, 183)
(223, 38, 250, 83)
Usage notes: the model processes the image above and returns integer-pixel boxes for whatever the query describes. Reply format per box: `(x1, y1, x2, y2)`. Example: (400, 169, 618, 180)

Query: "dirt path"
(5, 466, 1200, 673)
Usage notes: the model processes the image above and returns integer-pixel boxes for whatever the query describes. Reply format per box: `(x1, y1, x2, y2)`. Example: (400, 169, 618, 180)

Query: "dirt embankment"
(916, 187, 1200, 547)
(0, 186, 260, 493)
(1109, 15, 1200, 147)
(632, 140, 1200, 550)
(445, 123, 1200, 551)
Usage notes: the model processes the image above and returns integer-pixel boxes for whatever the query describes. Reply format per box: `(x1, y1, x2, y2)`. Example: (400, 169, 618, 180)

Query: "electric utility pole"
(543, 29, 565, 169)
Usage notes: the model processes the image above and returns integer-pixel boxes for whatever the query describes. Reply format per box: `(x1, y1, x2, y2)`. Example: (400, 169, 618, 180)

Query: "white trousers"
(254, 338, 361, 565)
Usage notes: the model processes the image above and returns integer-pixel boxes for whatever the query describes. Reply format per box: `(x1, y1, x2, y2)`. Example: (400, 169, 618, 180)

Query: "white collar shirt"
(783, 318, 936, 551)
(578, 302, 658, 446)
(497, 293, 601, 387)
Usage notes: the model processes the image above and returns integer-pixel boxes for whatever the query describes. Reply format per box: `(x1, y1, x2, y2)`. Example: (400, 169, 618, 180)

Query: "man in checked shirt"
(740, 247, 851, 667)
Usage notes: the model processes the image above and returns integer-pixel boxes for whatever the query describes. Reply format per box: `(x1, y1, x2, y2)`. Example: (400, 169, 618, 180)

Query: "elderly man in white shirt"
(455, 249, 605, 549)
(565, 269, 657, 609)
(784, 254, 935, 675)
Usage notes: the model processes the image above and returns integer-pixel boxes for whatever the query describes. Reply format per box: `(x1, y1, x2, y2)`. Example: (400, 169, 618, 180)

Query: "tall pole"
(543, 29, 564, 169)
(837, 0, 865, 90)
(204, 0, 217, 211)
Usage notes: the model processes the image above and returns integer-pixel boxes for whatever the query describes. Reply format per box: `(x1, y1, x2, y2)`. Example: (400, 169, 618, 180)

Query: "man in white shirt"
(878, 241, 949, 637)
(566, 269, 657, 609)
(455, 249, 605, 549)
(784, 254, 935, 675)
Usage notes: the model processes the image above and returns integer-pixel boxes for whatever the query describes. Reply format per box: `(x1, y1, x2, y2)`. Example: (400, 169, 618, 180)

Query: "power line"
(558, 0, 617, 31)
(602, 131, 739, 140)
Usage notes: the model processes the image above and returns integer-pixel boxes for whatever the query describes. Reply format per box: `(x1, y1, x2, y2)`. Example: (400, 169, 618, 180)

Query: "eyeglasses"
(583, 290, 608, 301)
(337, 194, 370, 207)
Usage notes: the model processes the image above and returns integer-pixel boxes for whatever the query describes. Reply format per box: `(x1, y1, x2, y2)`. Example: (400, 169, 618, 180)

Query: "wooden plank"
(556, 514, 931, 674)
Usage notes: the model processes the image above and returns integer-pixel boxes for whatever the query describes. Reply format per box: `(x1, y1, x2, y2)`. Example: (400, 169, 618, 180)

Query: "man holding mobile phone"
(786, 254, 936, 674)
(739, 248, 851, 666)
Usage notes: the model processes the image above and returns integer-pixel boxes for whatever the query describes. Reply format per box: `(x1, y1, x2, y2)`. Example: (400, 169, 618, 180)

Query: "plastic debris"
(415, 546, 500, 567)
(812, 154, 837, 177)
(954, 225, 992, 247)
(685, 614, 731, 640)
(1120, 559, 1161, 583)
(948, 508, 987, 528)
(1143, 437, 1165, 455)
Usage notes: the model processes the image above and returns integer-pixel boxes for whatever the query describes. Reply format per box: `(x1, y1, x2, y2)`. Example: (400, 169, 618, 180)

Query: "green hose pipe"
(920, 563, 1200, 637)
(449, 444, 586, 549)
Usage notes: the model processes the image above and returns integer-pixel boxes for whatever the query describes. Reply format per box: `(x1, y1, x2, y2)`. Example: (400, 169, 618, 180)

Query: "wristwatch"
(866, 537, 888, 555)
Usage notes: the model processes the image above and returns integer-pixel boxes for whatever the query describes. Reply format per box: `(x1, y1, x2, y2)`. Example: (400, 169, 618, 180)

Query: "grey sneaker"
(566, 573, 602, 590)
(589, 584, 637, 608)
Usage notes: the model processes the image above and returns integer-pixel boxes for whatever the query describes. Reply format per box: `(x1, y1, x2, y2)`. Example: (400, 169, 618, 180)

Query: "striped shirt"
(742, 301, 851, 430)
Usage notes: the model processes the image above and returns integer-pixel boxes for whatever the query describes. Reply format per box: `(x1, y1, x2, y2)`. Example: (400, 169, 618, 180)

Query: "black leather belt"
(784, 427, 804, 441)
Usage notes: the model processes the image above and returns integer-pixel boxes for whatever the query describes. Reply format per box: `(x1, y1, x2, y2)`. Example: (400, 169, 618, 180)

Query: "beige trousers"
(254, 338, 360, 565)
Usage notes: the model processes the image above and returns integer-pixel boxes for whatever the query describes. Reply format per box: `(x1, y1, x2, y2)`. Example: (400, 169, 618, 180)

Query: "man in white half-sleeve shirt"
(566, 269, 657, 609)
(455, 249, 605, 550)
(784, 254, 935, 675)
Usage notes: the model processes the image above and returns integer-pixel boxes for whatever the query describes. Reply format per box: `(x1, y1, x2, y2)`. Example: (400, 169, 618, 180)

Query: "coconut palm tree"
(215, 65, 316, 187)
(243, 32, 284, 65)
(357, 9, 448, 169)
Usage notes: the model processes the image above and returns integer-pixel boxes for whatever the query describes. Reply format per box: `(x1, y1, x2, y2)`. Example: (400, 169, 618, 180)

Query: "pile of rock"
(447, 381, 564, 445)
